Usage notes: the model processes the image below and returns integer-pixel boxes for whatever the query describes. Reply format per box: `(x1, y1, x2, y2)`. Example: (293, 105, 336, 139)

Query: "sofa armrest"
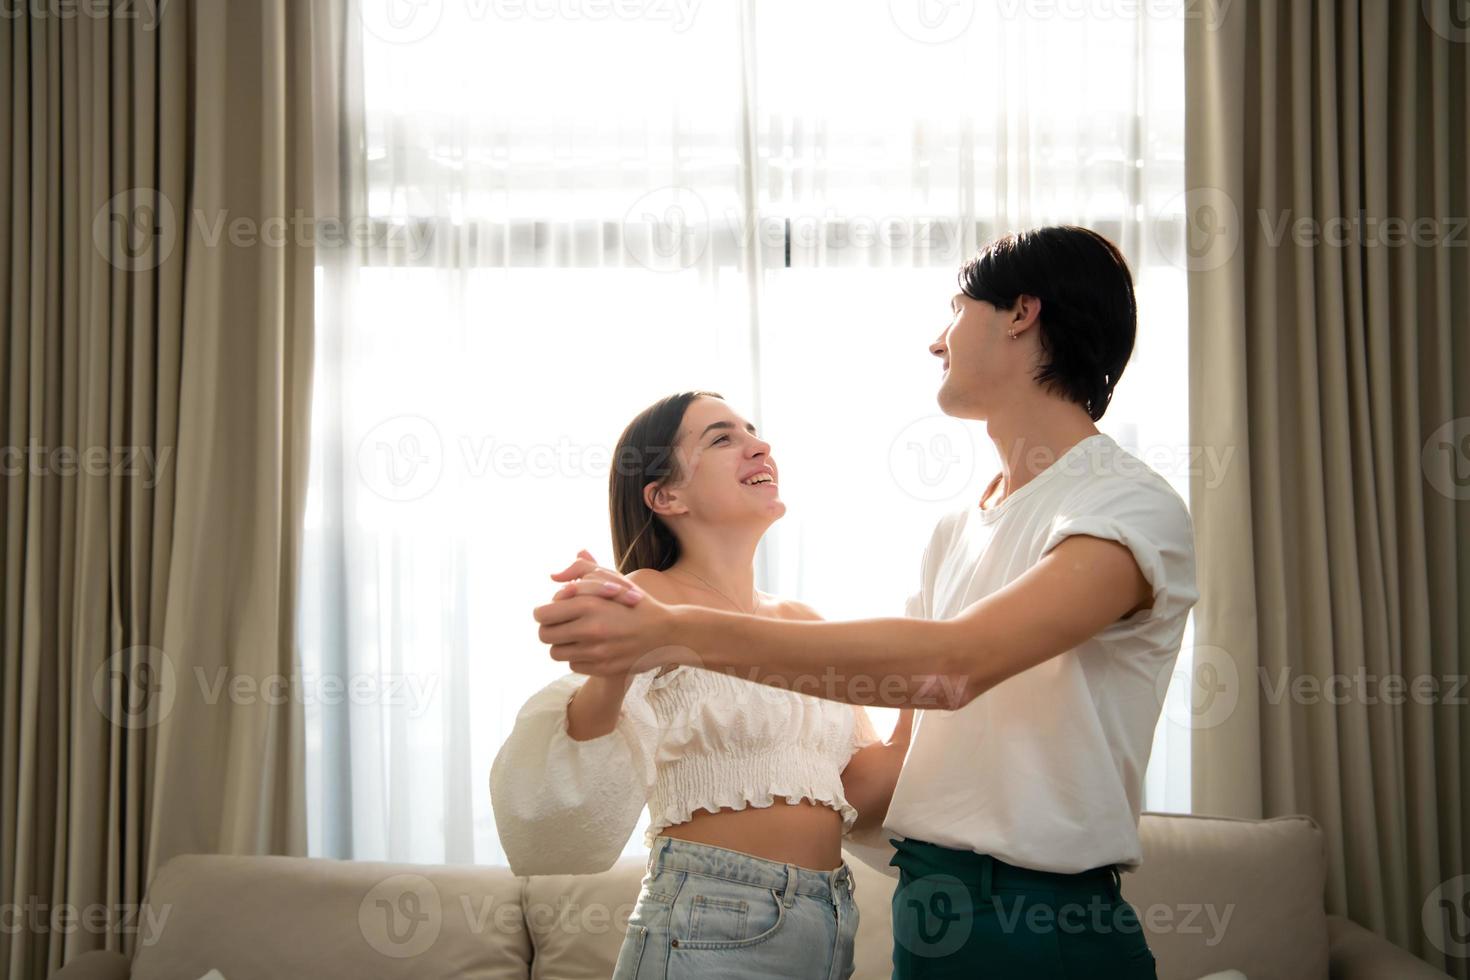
(47, 950, 131, 980)
(1328, 914, 1451, 980)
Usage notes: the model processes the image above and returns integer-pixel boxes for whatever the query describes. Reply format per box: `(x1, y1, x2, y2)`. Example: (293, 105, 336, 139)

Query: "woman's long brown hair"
(609, 391, 723, 574)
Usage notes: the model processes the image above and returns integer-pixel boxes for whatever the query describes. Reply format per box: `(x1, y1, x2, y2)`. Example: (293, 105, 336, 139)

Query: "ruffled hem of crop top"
(644, 783, 862, 848)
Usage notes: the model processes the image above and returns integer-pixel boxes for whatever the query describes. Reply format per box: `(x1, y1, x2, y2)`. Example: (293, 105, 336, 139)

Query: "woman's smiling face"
(647, 396, 785, 528)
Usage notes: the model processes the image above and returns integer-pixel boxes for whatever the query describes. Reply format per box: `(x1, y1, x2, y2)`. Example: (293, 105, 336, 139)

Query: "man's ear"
(1011, 294, 1043, 334)
(644, 480, 687, 518)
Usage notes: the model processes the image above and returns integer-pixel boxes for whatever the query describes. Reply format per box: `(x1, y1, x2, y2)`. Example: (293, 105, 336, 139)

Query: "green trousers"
(888, 837, 1158, 979)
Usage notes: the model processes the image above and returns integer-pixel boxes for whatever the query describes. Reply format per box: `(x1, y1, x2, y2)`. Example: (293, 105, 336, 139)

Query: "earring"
(1008, 330, 1017, 339)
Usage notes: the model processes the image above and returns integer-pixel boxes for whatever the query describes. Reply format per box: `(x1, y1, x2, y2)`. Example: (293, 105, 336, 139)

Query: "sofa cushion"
(521, 860, 644, 980)
(47, 950, 132, 980)
(1123, 812, 1329, 980)
(130, 855, 532, 980)
(1328, 914, 1453, 980)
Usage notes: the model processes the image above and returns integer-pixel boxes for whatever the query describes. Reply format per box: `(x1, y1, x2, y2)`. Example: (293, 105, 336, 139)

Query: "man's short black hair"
(958, 226, 1137, 421)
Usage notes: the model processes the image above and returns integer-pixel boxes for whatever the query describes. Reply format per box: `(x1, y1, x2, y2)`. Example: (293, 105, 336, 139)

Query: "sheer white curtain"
(301, 0, 1193, 866)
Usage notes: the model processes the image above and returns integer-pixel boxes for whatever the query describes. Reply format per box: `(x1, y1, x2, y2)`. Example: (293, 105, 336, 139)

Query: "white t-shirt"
(872, 432, 1198, 875)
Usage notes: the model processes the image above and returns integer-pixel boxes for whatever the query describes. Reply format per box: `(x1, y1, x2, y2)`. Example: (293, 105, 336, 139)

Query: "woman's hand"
(535, 551, 689, 676)
(548, 549, 647, 606)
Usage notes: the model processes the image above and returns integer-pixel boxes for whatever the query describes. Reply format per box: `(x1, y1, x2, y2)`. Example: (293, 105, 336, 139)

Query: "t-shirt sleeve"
(903, 523, 942, 620)
(1039, 475, 1198, 627)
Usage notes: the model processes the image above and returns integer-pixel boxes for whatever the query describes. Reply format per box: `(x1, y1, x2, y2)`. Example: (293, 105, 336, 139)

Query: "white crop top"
(490, 665, 881, 876)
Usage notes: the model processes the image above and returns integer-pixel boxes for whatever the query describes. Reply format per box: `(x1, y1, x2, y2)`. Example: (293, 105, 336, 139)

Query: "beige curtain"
(1187, 0, 1469, 975)
(1, 1, 331, 976)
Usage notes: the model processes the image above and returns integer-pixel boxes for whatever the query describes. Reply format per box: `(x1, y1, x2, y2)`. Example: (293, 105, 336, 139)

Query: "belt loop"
(830, 865, 850, 904)
(978, 855, 993, 903)
(781, 863, 798, 909)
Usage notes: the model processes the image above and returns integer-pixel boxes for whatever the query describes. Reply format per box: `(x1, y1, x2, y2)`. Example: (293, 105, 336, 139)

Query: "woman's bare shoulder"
(625, 567, 687, 604)
(624, 568, 694, 680)
(764, 596, 823, 621)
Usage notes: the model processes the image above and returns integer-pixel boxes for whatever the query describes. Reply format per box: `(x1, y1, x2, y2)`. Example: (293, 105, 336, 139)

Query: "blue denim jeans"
(612, 836, 860, 980)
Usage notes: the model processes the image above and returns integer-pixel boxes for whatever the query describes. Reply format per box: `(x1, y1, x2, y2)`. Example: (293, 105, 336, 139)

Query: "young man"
(534, 226, 1198, 979)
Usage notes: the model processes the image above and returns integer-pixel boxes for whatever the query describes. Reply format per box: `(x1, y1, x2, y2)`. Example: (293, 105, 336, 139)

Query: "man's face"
(929, 292, 1026, 420)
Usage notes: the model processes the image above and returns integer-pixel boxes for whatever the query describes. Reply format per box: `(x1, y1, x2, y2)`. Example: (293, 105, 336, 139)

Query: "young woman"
(490, 391, 913, 980)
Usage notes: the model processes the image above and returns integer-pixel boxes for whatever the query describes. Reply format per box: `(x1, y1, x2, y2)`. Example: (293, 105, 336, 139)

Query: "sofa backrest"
(130, 855, 533, 979)
(128, 812, 1328, 980)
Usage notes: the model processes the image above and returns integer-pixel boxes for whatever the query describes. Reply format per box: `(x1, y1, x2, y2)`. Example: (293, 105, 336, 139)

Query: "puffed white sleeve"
(490, 672, 661, 876)
(850, 705, 881, 752)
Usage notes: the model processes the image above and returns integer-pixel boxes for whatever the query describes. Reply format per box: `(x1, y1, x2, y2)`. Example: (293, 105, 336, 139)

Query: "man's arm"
(534, 535, 1153, 710)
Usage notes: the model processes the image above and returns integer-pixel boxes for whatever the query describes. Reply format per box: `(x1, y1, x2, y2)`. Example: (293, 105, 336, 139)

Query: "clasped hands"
(533, 550, 688, 677)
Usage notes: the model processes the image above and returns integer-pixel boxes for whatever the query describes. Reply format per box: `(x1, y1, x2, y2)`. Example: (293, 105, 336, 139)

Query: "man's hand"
(534, 551, 687, 676)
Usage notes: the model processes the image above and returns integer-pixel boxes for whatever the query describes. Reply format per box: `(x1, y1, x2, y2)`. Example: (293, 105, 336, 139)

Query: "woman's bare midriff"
(658, 798, 846, 871)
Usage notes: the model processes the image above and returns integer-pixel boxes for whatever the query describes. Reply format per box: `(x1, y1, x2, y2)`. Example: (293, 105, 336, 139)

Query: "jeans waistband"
(649, 836, 854, 905)
(889, 837, 1120, 899)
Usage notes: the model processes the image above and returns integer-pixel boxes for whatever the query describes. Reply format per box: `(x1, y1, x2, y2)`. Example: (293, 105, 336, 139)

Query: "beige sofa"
(52, 813, 1448, 980)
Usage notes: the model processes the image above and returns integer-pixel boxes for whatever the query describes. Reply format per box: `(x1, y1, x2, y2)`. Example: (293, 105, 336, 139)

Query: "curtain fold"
(1187, 1, 1469, 974)
(1, 2, 326, 976)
